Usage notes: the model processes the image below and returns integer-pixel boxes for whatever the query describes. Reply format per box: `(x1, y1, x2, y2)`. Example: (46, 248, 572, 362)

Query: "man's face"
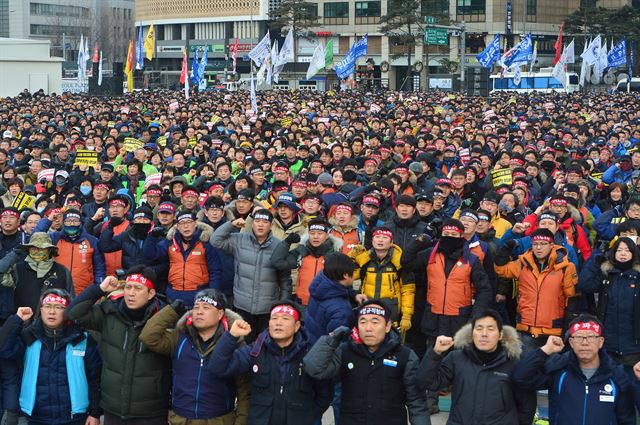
(123, 282, 155, 310)
(277, 205, 294, 222)
(302, 198, 322, 215)
(182, 195, 199, 210)
(627, 203, 640, 220)
(472, 316, 502, 352)
(451, 175, 465, 189)
(357, 311, 391, 349)
(177, 219, 196, 239)
(236, 199, 252, 215)
(569, 330, 604, 365)
(416, 200, 433, 217)
(40, 300, 66, 328)
(480, 200, 498, 216)
(538, 219, 558, 234)
(460, 217, 478, 238)
(268, 313, 300, 343)
(396, 204, 415, 220)
(476, 219, 491, 234)
(360, 204, 379, 220)
(24, 214, 41, 234)
(549, 203, 568, 217)
(191, 301, 223, 331)
(308, 230, 329, 247)
(372, 235, 392, 251)
(334, 209, 352, 226)
(158, 211, 175, 226)
(109, 204, 126, 218)
(532, 240, 553, 260)
(205, 205, 224, 224)
(252, 218, 272, 239)
(0, 215, 19, 234)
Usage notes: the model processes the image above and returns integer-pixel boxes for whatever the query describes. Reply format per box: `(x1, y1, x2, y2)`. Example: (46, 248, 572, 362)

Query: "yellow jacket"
(353, 244, 415, 320)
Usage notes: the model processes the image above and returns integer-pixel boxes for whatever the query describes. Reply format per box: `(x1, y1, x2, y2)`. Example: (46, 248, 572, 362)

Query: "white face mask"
(86, 146, 95, 151)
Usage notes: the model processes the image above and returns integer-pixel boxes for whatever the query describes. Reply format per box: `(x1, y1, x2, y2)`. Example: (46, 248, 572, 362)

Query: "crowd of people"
(2, 87, 640, 424)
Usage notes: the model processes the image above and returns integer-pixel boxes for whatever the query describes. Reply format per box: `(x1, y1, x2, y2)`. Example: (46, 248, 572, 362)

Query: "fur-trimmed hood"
(166, 221, 214, 243)
(328, 214, 359, 233)
(299, 232, 344, 253)
(453, 323, 522, 360)
(567, 204, 583, 224)
(600, 260, 640, 276)
(176, 308, 243, 332)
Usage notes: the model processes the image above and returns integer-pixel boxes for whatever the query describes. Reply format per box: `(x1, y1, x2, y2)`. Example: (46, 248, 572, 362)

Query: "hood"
(166, 220, 214, 243)
(453, 323, 522, 360)
(392, 212, 421, 228)
(299, 233, 344, 255)
(176, 308, 243, 332)
(601, 260, 640, 276)
(349, 327, 403, 358)
(567, 204, 583, 224)
(329, 214, 359, 233)
(355, 244, 403, 269)
(308, 270, 351, 301)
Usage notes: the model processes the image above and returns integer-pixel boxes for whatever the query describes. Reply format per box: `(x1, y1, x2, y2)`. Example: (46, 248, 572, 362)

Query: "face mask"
(63, 225, 81, 238)
(132, 223, 151, 239)
(55, 177, 66, 187)
(29, 250, 51, 262)
(80, 186, 92, 196)
(438, 236, 465, 253)
(445, 116, 452, 123)
(37, 207, 45, 214)
(86, 146, 95, 151)
(621, 161, 632, 172)
(217, 126, 225, 133)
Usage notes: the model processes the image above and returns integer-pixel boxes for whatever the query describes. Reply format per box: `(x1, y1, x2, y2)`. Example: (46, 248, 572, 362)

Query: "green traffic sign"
(424, 16, 436, 24)
(425, 28, 448, 45)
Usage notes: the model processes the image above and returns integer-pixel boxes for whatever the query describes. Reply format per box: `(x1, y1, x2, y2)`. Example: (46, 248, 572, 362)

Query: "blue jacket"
(0, 231, 28, 320)
(202, 217, 235, 298)
(98, 226, 148, 270)
(579, 258, 640, 356)
(304, 271, 355, 345)
(0, 316, 102, 424)
(602, 164, 634, 185)
(499, 228, 580, 269)
(513, 348, 635, 425)
(593, 208, 626, 243)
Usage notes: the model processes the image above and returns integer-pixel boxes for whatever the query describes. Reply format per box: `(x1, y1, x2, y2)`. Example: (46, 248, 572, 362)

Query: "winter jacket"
(495, 245, 577, 337)
(11, 260, 74, 311)
(522, 209, 592, 262)
(208, 327, 333, 425)
(303, 328, 429, 425)
(138, 304, 250, 423)
(198, 217, 236, 298)
(603, 164, 634, 185)
(499, 227, 580, 270)
(99, 226, 149, 270)
(513, 347, 635, 425)
(270, 215, 308, 242)
(0, 231, 28, 320)
(593, 208, 626, 243)
(330, 215, 361, 254)
(383, 213, 428, 252)
(143, 223, 217, 304)
(0, 316, 102, 424)
(401, 240, 492, 338)
(416, 324, 535, 425)
(352, 245, 415, 322)
(66, 284, 171, 419)
(304, 271, 355, 345)
(211, 221, 292, 314)
(39, 219, 106, 295)
(270, 234, 342, 305)
(96, 219, 130, 276)
(579, 258, 640, 356)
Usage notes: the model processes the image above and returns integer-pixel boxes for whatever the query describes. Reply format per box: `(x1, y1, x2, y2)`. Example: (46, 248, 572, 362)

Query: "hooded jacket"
(302, 328, 429, 425)
(99, 225, 150, 270)
(417, 324, 534, 425)
(513, 347, 635, 425)
(579, 258, 640, 356)
(208, 327, 333, 425)
(330, 215, 361, 255)
(138, 305, 250, 422)
(383, 213, 428, 252)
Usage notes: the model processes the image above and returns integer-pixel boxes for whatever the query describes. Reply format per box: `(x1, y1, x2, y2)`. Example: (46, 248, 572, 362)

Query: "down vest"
(211, 221, 292, 314)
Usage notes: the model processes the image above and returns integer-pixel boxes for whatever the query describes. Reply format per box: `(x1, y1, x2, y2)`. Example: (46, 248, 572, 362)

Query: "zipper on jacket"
(533, 275, 543, 327)
(122, 329, 128, 350)
(442, 256, 448, 315)
(194, 357, 204, 418)
(582, 384, 588, 425)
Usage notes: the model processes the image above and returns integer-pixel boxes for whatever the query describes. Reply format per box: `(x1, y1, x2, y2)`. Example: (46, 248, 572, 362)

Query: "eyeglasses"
(42, 304, 65, 311)
(569, 335, 602, 344)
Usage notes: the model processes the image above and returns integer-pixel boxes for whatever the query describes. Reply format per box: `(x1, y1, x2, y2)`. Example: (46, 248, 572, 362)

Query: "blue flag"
(477, 34, 501, 68)
(135, 24, 144, 70)
(198, 48, 208, 85)
(335, 43, 357, 79)
(630, 41, 634, 83)
(503, 33, 533, 69)
(608, 39, 626, 68)
(190, 49, 199, 85)
(353, 35, 368, 60)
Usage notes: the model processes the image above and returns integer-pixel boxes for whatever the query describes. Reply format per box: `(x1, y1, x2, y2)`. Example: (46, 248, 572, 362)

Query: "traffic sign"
(425, 28, 448, 45)
(424, 16, 436, 24)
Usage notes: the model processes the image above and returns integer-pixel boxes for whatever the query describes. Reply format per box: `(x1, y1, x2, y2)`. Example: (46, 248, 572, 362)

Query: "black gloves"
(150, 226, 167, 238)
(502, 239, 518, 251)
(329, 326, 352, 343)
(285, 233, 301, 244)
(171, 299, 188, 317)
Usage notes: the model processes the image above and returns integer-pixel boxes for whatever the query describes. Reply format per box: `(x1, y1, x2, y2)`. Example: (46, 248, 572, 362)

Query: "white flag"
(529, 41, 537, 73)
(248, 32, 271, 67)
(77, 34, 84, 82)
(564, 40, 575, 64)
(514, 66, 522, 86)
(270, 41, 280, 83)
(98, 51, 103, 86)
(184, 65, 190, 100)
(306, 43, 326, 80)
(84, 37, 90, 76)
(593, 39, 608, 83)
(552, 47, 568, 88)
(250, 75, 258, 114)
(581, 35, 601, 66)
(276, 29, 295, 67)
(579, 39, 589, 87)
(256, 60, 267, 87)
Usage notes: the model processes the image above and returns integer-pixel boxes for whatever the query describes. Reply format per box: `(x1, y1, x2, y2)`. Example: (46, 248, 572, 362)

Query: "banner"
(11, 192, 35, 210)
(74, 150, 99, 167)
(157, 135, 167, 147)
(123, 137, 144, 152)
(581, 35, 601, 66)
(502, 33, 533, 70)
(353, 35, 368, 60)
(249, 31, 272, 67)
(306, 43, 326, 79)
(608, 39, 626, 68)
(505, 2, 512, 35)
(491, 168, 513, 187)
(37, 168, 55, 182)
(335, 43, 357, 79)
(477, 34, 501, 68)
(144, 23, 155, 60)
(144, 173, 162, 188)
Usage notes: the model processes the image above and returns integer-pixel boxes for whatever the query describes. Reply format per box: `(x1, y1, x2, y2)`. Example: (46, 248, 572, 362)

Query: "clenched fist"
(100, 276, 120, 293)
(230, 320, 252, 338)
(541, 335, 564, 355)
(16, 307, 33, 322)
(434, 335, 455, 355)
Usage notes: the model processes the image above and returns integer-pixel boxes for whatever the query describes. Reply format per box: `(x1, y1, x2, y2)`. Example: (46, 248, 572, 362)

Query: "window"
(324, 2, 349, 25)
(456, 0, 485, 22)
(580, 0, 596, 7)
(30, 24, 89, 36)
(355, 1, 380, 24)
(526, 0, 536, 22)
(30, 2, 90, 18)
(421, 0, 449, 18)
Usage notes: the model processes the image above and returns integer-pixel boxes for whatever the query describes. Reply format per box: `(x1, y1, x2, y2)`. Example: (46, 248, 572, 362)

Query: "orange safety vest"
(426, 249, 475, 316)
(331, 229, 360, 254)
(102, 220, 129, 276)
(56, 238, 95, 295)
(296, 255, 325, 305)
(167, 239, 210, 292)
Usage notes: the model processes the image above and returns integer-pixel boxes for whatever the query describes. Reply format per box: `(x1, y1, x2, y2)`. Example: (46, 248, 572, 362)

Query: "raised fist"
(541, 335, 564, 355)
(230, 320, 252, 338)
(434, 335, 455, 355)
(16, 307, 33, 322)
(99, 276, 120, 293)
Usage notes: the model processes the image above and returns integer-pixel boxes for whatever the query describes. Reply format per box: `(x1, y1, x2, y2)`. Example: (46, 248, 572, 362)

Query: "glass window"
(456, 0, 485, 22)
(324, 2, 349, 24)
(526, 0, 536, 22)
(355, 1, 380, 23)
(421, 0, 449, 17)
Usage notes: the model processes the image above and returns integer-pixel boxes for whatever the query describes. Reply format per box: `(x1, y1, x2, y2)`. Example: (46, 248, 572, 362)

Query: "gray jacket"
(211, 221, 292, 314)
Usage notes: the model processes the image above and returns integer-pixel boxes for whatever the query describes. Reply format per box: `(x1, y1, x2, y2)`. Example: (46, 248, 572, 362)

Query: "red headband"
(126, 273, 154, 290)
(146, 188, 162, 196)
(209, 184, 224, 191)
(292, 180, 307, 188)
(442, 225, 463, 234)
(274, 166, 289, 173)
(531, 235, 554, 244)
(182, 189, 198, 198)
(42, 294, 69, 307)
(395, 167, 408, 174)
(550, 198, 567, 206)
(95, 183, 110, 191)
(270, 305, 300, 321)
(336, 204, 353, 214)
(372, 229, 393, 240)
(364, 159, 377, 166)
(1, 210, 19, 219)
(109, 199, 126, 207)
(362, 196, 380, 207)
(570, 321, 602, 336)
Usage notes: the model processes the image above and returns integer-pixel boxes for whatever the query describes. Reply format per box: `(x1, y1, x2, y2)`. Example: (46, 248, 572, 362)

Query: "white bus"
(490, 69, 579, 94)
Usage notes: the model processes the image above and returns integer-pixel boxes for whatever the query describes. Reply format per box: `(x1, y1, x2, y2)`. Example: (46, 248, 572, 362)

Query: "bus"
(490, 69, 579, 94)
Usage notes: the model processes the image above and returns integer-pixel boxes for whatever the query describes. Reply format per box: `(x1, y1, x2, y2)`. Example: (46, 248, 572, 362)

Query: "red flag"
(232, 38, 239, 74)
(553, 22, 564, 65)
(180, 47, 188, 84)
(93, 44, 99, 62)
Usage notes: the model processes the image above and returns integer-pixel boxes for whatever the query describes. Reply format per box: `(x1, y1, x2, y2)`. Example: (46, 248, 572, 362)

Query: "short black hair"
(269, 300, 303, 321)
(126, 265, 157, 289)
(323, 252, 357, 282)
(472, 309, 504, 332)
(565, 314, 604, 341)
